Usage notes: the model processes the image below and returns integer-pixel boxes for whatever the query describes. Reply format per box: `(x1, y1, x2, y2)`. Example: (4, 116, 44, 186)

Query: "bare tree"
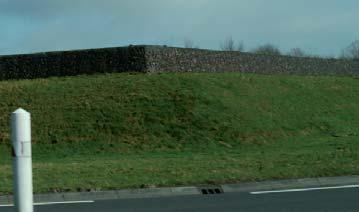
(341, 40, 359, 59)
(253, 44, 281, 55)
(237, 41, 245, 52)
(220, 37, 235, 51)
(288, 48, 306, 57)
(184, 38, 195, 48)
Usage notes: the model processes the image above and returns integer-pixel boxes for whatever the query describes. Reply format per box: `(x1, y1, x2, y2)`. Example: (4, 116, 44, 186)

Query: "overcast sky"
(0, 0, 358, 56)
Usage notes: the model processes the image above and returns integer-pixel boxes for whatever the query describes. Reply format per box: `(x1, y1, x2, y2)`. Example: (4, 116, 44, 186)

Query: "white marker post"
(11, 108, 33, 212)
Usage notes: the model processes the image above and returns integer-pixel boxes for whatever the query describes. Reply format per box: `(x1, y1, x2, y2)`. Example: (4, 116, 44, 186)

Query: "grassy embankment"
(1, 72, 359, 194)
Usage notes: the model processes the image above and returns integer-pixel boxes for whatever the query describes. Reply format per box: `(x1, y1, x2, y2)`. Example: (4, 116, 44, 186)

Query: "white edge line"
(34, 200, 95, 206)
(0, 204, 13, 207)
(250, 185, 359, 195)
(0, 200, 94, 207)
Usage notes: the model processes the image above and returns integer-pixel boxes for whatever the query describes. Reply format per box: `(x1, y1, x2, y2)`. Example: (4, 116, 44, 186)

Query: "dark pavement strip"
(2, 175, 359, 205)
(2, 187, 359, 212)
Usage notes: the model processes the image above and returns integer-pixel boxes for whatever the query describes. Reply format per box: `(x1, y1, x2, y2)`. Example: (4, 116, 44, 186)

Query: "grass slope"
(1, 72, 359, 194)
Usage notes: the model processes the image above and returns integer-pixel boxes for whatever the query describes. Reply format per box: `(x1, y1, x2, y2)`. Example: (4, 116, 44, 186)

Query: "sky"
(0, 0, 358, 56)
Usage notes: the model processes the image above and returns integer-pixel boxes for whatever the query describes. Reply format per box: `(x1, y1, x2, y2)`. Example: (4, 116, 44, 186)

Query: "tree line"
(183, 37, 359, 60)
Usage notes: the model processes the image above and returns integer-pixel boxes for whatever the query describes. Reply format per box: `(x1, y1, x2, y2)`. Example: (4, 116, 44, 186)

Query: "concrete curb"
(1, 175, 359, 204)
(221, 175, 359, 193)
(0, 187, 200, 205)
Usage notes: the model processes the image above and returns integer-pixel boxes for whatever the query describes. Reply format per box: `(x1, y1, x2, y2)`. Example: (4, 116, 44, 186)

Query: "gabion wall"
(0, 45, 358, 81)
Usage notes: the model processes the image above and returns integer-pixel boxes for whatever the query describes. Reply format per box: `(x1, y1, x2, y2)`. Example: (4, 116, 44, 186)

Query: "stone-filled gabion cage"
(0, 45, 359, 81)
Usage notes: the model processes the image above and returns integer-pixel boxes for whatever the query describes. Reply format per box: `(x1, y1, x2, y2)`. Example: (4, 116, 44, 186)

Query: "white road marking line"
(0, 204, 13, 207)
(34, 200, 95, 206)
(0, 200, 94, 207)
(250, 185, 359, 195)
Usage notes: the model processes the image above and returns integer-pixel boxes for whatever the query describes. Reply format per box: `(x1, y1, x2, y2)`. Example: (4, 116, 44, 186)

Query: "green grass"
(1, 72, 359, 194)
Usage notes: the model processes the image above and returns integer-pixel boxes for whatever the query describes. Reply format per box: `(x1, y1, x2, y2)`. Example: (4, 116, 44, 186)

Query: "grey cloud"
(0, 0, 359, 55)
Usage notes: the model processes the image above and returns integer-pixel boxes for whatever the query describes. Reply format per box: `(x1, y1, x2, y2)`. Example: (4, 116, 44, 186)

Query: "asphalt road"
(2, 187, 359, 212)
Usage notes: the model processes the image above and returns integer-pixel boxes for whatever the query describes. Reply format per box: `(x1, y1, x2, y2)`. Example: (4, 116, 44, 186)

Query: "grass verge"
(1, 72, 359, 194)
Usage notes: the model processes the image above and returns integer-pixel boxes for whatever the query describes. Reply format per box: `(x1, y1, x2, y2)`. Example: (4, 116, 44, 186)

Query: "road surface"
(2, 186, 358, 212)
